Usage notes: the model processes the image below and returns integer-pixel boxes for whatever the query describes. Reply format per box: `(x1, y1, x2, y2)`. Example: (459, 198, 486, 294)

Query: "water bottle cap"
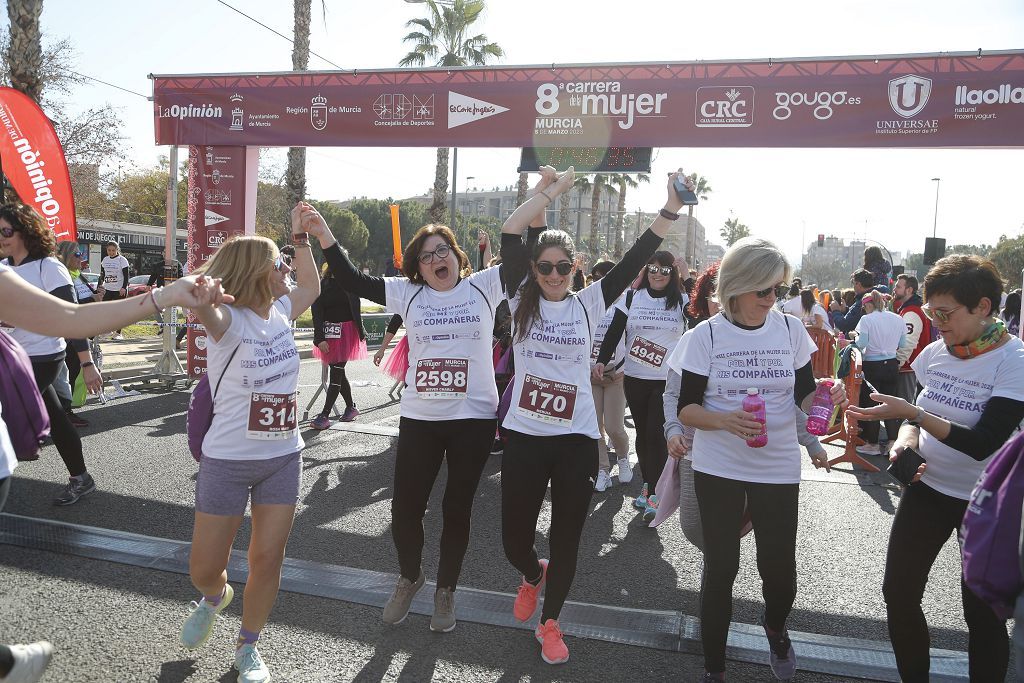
(746, 388, 758, 395)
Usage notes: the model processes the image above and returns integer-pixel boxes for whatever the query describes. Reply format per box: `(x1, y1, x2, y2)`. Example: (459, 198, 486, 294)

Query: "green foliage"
(990, 233, 1024, 288)
(346, 199, 430, 272)
(720, 216, 750, 246)
(399, 0, 504, 68)
(309, 200, 369, 259)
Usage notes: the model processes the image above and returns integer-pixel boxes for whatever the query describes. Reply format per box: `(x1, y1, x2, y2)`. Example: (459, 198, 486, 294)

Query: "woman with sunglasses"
(498, 168, 694, 665)
(676, 237, 846, 682)
(0, 203, 103, 505)
(851, 290, 908, 457)
(55, 241, 101, 428)
(593, 251, 688, 521)
(295, 184, 530, 633)
(847, 255, 1024, 683)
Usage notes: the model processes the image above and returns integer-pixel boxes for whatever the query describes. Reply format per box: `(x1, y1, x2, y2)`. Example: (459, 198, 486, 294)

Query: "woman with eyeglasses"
(295, 180, 535, 633)
(498, 168, 694, 665)
(588, 260, 631, 492)
(176, 220, 322, 683)
(676, 237, 846, 682)
(847, 255, 1024, 683)
(851, 289, 908, 457)
(593, 251, 688, 521)
(0, 203, 104, 505)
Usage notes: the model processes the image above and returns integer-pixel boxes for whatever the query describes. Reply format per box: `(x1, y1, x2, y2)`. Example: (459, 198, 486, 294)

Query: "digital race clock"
(517, 147, 653, 174)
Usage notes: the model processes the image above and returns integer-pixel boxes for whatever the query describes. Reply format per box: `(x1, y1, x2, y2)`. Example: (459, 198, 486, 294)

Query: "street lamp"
(464, 176, 475, 216)
(931, 177, 941, 238)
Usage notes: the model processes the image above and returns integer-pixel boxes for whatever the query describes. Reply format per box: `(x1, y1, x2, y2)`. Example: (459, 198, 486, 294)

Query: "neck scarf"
(947, 318, 1008, 359)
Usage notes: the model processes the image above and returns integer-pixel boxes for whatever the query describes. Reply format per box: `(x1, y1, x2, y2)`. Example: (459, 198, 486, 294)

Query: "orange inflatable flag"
(389, 204, 402, 268)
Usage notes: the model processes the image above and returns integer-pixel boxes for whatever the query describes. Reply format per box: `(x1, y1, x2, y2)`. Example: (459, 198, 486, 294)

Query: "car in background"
(126, 275, 152, 297)
(80, 272, 100, 290)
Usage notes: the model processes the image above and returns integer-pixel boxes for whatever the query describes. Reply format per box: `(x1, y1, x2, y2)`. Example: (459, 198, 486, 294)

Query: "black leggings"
(883, 482, 1008, 682)
(694, 470, 799, 673)
(321, 362, 354, 415)
(623, 375, 667, 487)
(31, 359, 86, 477)
(860, 358, 900, 444)
(391, 417, 495, 590)
(501, 430, 598, 623)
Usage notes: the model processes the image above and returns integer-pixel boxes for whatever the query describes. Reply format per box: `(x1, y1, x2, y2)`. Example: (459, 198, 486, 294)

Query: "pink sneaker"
(535, 618, 569, 664)
(311, 415, 332, 430)
(513, 559, 547, 622)
(341, 406, 359, 422)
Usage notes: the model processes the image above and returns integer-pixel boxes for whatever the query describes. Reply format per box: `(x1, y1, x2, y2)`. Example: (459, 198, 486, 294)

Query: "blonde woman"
(178, 213, 324, 683)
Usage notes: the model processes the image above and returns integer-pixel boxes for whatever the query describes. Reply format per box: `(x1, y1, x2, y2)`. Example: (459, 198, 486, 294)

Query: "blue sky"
(40, 0, 1024, 265)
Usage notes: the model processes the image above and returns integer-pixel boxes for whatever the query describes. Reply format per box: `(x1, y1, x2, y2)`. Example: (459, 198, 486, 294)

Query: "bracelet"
(538, 189, 554, 203)
(292, 242, 312, 249)
(81, 361, 94, 369)
(148, 287, 164, 314)
(659, 208, 680, 221)
(907, 406, 926, 426)
(292, 232, 309, 243)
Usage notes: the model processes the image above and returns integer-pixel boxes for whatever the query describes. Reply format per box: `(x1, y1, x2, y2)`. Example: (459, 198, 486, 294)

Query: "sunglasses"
(646, 264, 673, 276)
(417, 244, 451, 265)
(536, 261, 573, 276)
(0, 225, 16, 238)
(922, 303, 962, 324)
(755, 283, 785, 298)
(274, 254, 293, 272)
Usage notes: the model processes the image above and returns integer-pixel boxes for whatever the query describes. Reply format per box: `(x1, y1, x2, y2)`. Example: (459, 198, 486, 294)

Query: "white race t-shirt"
(591, 292, 627, 372)
(2, 256, 70, 357)
(616, 289, 687, 380)
(0, 263, 17, 480)
(680, 310, 816, 484)
(855, 310, 906, 360)
(666, 329, 692, 375)
(201, 297, 304, 460)
(781, 297, 804, 317)
(100, 254, 130, 290)
(385, 267, 504, 421)
(504, 282, 609, 438)
(798, 303, 832, 331)
(912, 337, 1024, 500)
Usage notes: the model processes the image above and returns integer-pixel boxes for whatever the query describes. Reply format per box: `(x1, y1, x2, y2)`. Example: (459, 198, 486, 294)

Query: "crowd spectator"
(893, 274, 931, 404)
(863, 246, 893, 290)
(1002, 288, 1020, 337)
(831, 269, 876, 335)
(853, 290, 908, 456)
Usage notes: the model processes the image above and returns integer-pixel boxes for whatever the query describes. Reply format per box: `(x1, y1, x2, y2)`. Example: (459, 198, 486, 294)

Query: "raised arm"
(501, 166, 567, 294)
(299, 202, 387, 305)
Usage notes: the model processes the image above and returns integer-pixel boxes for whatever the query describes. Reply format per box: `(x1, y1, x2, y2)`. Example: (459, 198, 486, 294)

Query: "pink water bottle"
(742, 388, 767, 448)
(806, 379, 836, 436)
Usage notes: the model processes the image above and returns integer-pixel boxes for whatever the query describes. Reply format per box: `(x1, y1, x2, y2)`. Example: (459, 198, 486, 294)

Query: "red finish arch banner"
(153, 51, 1024, 149)
(0, 87, 77, 240)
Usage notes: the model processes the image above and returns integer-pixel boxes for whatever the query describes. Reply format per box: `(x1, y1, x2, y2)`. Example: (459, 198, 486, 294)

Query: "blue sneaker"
(180, 584, 234, 649)
(633, 483, 649, 510)
(642, 494, 659, 523)
(235, 643, 271, 683)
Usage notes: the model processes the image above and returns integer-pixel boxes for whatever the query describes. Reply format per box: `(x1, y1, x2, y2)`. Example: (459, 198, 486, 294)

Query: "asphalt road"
(0, 357, 1007, 682)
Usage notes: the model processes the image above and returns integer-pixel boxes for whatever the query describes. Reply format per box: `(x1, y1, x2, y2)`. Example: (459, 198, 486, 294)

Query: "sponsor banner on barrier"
(153, 52, 1024, 148)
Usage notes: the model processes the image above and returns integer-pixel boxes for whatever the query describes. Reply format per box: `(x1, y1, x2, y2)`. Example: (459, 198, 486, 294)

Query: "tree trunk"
(6, 0, 43, 102)
(614, 180, 627, 257)
(516, 172, 528, 205)
(686, 206, 696, 268)
(558, 190, 571, 232)
(588, 179, 602, 253)
(429, 147, 450, 224)
(285, 0, 312, 238)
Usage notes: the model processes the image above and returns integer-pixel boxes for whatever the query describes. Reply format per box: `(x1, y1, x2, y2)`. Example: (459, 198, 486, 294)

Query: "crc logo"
(772, 90, 861, 121)
(888, 75, 932, 118)
(208, 230, 228, 248)
(195, 335, 207, 351)
(696, 86, 754, 128)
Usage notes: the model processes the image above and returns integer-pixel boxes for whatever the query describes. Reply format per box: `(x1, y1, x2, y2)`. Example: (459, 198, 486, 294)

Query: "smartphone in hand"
(886, 447, 925, 487)
(674, 176, 699, 206)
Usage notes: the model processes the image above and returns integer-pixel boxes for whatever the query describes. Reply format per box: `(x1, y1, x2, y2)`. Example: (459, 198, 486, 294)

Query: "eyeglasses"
(274, 254, 292, 272)
(0, 225, 16, 238)
(536, 261, 573, 276)
(922, 303, 963, 324)
(646, 265, 673, 276)
(755, 283, 785, 298)
(417, 244, 451, 265)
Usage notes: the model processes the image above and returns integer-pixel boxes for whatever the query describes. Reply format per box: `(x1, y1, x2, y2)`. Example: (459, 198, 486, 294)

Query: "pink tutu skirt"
(313, 320, 368, 364)
(380, 335, 410, 383)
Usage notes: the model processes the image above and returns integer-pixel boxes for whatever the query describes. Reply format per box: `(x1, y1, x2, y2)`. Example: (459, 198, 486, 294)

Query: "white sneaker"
(594, 470, 612, 492)
(113, 334, 124, 341)
(235, 643, 271, 683)
(856, 443, 883, 456)
(616, 457, 633, 484)
(4, 641, 53, 683)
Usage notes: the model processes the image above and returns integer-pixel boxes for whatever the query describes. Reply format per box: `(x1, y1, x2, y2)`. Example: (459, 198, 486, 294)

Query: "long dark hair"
(1004, 289, 1022, 320)
(637, 250, 683, 311)
(513, 229, 575, 343)
(686, 262, 719, 322)
(800, 287, 816, 316)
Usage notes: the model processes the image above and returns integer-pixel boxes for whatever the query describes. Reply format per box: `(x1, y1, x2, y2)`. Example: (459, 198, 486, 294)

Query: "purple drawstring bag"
(186, 345, 238, 462)
(961, 429, 1024, 620)
(0, 329, 50, 461)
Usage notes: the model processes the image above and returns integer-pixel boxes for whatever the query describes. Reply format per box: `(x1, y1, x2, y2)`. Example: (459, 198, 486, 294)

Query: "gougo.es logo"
(772, 90, 861, 121)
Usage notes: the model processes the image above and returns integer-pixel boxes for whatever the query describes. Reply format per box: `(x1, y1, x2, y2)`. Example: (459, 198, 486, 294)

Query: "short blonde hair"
(716, 236, 790, 322)
(194, 235, 277, 311)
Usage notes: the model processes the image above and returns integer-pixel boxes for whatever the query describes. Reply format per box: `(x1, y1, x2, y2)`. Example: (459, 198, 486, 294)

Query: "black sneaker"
(54, 472, 96, 506)
(764, 626, 796, 680)
(67, 411, 89, 428)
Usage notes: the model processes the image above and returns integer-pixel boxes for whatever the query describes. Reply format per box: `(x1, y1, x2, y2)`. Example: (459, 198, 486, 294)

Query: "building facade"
(76, 218, 187, 277)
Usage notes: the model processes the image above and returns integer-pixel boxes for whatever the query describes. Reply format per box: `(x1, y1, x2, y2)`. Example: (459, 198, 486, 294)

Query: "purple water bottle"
(742, 388, 767, 448)
(806, 379, 836, 436)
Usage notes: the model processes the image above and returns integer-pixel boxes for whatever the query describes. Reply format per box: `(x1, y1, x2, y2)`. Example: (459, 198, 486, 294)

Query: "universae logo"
(888, 75, 932, 118)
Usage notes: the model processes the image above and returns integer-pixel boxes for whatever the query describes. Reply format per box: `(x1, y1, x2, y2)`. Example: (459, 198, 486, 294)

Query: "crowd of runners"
(1, 165, 1023, 682)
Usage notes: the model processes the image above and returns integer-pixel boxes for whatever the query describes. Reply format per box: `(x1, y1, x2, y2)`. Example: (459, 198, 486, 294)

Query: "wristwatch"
(907, 406, 925, 426)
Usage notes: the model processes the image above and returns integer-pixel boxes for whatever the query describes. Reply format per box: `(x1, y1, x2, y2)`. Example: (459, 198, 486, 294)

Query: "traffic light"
(817, 234, 824, 247)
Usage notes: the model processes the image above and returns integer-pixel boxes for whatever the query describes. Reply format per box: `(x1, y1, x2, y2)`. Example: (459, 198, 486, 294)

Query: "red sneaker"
(512, 558, 548, 622)
(534, 618, 569, 664)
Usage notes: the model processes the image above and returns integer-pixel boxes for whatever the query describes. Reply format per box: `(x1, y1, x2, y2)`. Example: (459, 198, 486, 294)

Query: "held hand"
(164, 275, 235, 309)
(295, 202, 329, 239)
(83, 364, 103, 395)
(809, 450, 831, 472)
(591, 362, 606, 382)
(667, 435, 688, 459)
(532, 165, 559, 195)
(889, 445, 927, 483)
(845, 393, 913, 422)
(717, 410, 766, 440)
(823, 378, 849, 411)
(550, 167, 575, 196)
(317, 341, 330, 354)
(373, 348, 386, 366)
(119, 288, 126, 297)
(664, 168, 692, 214)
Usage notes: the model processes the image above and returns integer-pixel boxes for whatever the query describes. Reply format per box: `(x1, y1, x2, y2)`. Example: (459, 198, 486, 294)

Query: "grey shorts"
(195, 451, 301, 516)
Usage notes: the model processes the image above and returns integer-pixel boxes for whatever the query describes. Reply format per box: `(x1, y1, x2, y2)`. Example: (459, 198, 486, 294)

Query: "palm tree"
(684, 172, 712, 267)
(566, 176, 591, 244)
(609, 173, 649, 257)
(721, 215, 750, 246)
(587, 174, 608, 254)
(400, 0, 504, 225)
(515, 172, 529, 205)
(6, 0, 43, 101)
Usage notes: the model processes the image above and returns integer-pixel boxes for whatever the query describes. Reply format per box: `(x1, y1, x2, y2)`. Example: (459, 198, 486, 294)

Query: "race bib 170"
(516, 373, 577, 426)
